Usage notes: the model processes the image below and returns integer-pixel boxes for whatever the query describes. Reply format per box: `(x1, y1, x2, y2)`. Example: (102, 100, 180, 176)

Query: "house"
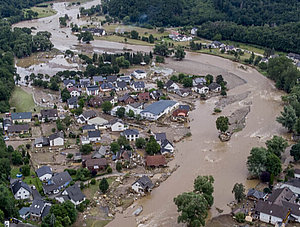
(154, 133, 167, 144)
(141, 100, 179, 121)
(175, 88, 191, 97)
(63, 79, 76, 88)
(29, 199, 51, 221)
(102, 96, 118, 105)
(132, 70, 147, 79)
(210, 41, 222, 49)
(138, 92, 150, 102)
(191, 27, 198, 35)
(126, 102, 144, 116)
(82, 28, 105, 36)
(68, 87, 81, 97)
(43, 171, 72, 194)
(86, 85, 99, 96)
(193, 77, 206, 86)
(131, 81, 145, 91)
(34, 137, 50, 147)
(79, 78, 90, 88)
(11, 179, 32, 200)
(11, 112, 32, 123)
(118, 93, 136, 104)
(131, 176, 154, 194)
(88, 96, 102, 107)
(82, 124, 96, 133)
(93, 76, 104, 85)
(160, 139, 174, 155)
(109, 119, 127, 132)
(67, 96, 79, 109)
(87, 117, 108, 129)
(115, 81, 127, 91)
(208, 82, 221, 92)
(172, 109, 189, 119)
(121, 129, 139, 141)
(150, 90, 164, 100)
(295, 169, 300, 179)
(179, 105, 190, 111)
(49, 131, 64, 146)
(83, 157, 107, 172)
(8, 124, 30, 134)
(19, 207, 30, 219)
(145, 155, 166, 168)
(92, 146, 109, 159)
(3, 118, 12, 131)
(247, 188, 267, 201)
(280, 178, 300, 195)
(119, 75, 131, 83)
(78, 110, 97, 123)
(36, 166, 52, 181)
(192, 84, 209, 94)
(41, 109, 58, 122)
(106, 75, 118, 85)
(56, 184, 85, 206)
(164, 80, 180, 92)
(88, 130, 101, 142)
(100, 82, 114, 92)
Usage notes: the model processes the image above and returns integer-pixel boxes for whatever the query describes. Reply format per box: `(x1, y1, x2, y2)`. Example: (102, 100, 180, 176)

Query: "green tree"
(182, 77, 193, 87)
(291, 142, 300, 161)
(0, 184, 18, 218)
(101, 101, 113, 113)
(149, 34, 154, 43)
(116, 161, 122, 172)
(116, 107, 125, 118)
(12, 151, 23, 165)
(174, 45, 186, 60)
(193, 175, 214, 207)
(145, 136, 161, 155)
(21, 165, 30, 176)
(80, 144, 93, 155)
(205, 74, 214, 85)
(266, 153, 282, 176)
(216, 116, 229, 133)
(277, 105, 297, 132)
(247, 147, 268, 177)
(157, 80, 164, 89)
(130, 30, 139, 39)
(61, 88, 71, 102)
(127, 109, 135, 118)
(99, 178, 109, 193)
(110, 142, 120, 154)
(235, 213, 245, 223)
(135, 137, 146, 149)
(155, 55, 165, 63)
(0, 209, 4, 223)
(265, 135, 288, 157)
(154, 42, 171, 56)
(117, 136, 129, 147)
(232, 183, 245, 203)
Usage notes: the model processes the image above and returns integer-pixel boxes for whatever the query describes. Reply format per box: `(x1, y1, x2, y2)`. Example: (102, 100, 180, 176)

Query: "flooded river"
(14, 1, 287, 226)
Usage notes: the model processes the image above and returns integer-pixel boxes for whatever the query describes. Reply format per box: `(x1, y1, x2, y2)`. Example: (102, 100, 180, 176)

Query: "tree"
(174, 46, 186, 60)
(12, 151, 23, 165)
(216, 75, 224, 85)
(182, 77, 193, 87)
(116, 107, 125, 118)
(266, 153, 282, 176)
(101, 101, 113, 113)
(99, 178, 109, 193)
(21, 165, 30, 176)
(0, 184, 18, 218)
(127, 109, 135, 118)
(155, 55, 165, 63)
(78, 31, 94, 43)
(130, 30, 139, 39)
(80, 144, 93, 155)
(265, 135, 288, 157)
(205, 74, 214, 85)
(117, 136, 129, 147)
(174, 192, 209, 227)
(216, 116, 229, 133)
(235, 213, 245, 223)
(135, 137, 146, 149)
(145, 137, 161, 155)
(232, 183, 245, 203)
(149, 34, 154, 43)
(291, 142, 300, 161)
(194, 175, 214, 207)
(247, 147, 268, 177)
(157, 80, 164, 89)
(116, 161, 122, 172)
(110, 142, 120, 154)
(61, 88, 71, 102)
(154, 42, 171, 56)
(276, 105, 297, 132)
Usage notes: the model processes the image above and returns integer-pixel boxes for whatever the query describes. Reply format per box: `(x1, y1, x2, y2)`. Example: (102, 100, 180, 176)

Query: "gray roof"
(161, 139, 173, 148)
(87, 85, 99, 91)
(82, 110, 97, 119)
(141, 100, 177, 115)
(284, 178, 300, 188)
(135, 70, 145, 74)
(67, 96, 78, 105)
(100, 82, 114, 89)
(92, 146, 109, 158)
(65, 184, 85, 202)
(80, 79, 90, 85)
(43, 172, 72, 193)
(29, 199, 45, 216)
(132, 81, 145, 89)
(282, 201, 300, 216)
(255, 200, 289, 219)
(82, 124, 96, 131)
(93, 76, 104, 83)
(117, 81, 127, 89)
(133, 176, 154, 190)
(49, 131, 64, 141)
(129, 102, 143, 109)
(294, 169, 300, 175)
(36, 166, 52, 178)
(155, 133, 167, 142)
(19, 207, 30, 216)
(8, 124, 29, 133)
(34, 137, 50, 146)
(123, 129, 139, 136)
(88, 130, 101, 138)
(179, 105, 190, 111)
(247, 188, 266, 200)
(107, 75, 117, 83)
(165, 80, 176, 88)
(41, 204, 51, 218)
(193, 77, 206, 84)
(41, 109, 58, 118)
(11, 112, 32, 120)
(63, 79, 76, 86)
(208, 82, 221, 90)
(11, 180, 32, 195)
(267, 187, 295, 205)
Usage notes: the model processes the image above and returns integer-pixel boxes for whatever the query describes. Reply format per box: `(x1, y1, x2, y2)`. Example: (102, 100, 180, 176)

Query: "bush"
(106, 166, 112, 174)
(116, 161, 122, 172)
(156, 55, 165, 63)
(214, 108, 222, 113)
(263, 187, 271, 193)
(91, 179, 96, 185)
(67, 153, 74, 159)
(235, 213, 245, 223)
(65, 169, 77, 175)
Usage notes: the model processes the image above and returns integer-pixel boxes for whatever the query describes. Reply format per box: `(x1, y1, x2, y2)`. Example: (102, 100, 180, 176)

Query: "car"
(4, 136, 9, 141)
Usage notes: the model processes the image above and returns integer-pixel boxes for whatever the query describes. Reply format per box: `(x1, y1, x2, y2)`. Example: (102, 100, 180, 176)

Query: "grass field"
(26, 6, 57, 19)
(86, 219, 111, 227)
(10, 87, 38, 113)
(11, 166, 43, 190)
(95, 35, 154, 46)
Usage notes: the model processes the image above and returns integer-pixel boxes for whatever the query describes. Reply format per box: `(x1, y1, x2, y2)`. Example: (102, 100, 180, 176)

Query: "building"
(138, 92, 150, 102)
(49, 131, 64, 146)
(132, 70, 147, 79)
(121, 129, 139, 141)
(193, 77, 206, 86)
(160, 139, 174, 155)
(150, 90, 164, 100)
(191, 27, 198, 35)
(93, 76, 104, 85)
(109, 119, 127, 132)
(92, 146, 109, 159)
(126, 102, 144, 116)
(41, 109, 58, 122)
(29, 199, 51, 221)
(119, 75, 131, 83)
(34, 137, 50, 147)
(11, 179, 32, 200)
(208, 82, 221, 92)
(280, 178, 300, 195)
(100, 82, 114, 92)
(67, 96, 79, 109)
(88, 96, 102, 108)
(78, 110, 97, 123)
(131, 176, 154, 194)
(118, 93, 136, 104)
(82, 124, 97, 133)
(141, 100, 179, 121)
(79, 78, 90, 88)
(82, 28, 105, 36)
(3, 118, 12, 131)
(8, 124, 30, 135)
(88, 130, 101, 142)
(172, 109, 189, 118)
(43, 171, 72, 195)
(36, 166, 52, 181)
(87, 117, 108, 129)
(68, 87, 81, 97)
(295, 169, 300, 178)
(192, 84, 209, 94)
(145, 155, 166, 168)
(247, 188, 267, 201)
(131, 81, 145, 91)
(11, 112, 32, 123)
(83, 157, 107, 172)
(19, 207, 30, 220)
(175, 88, 191, 97)
(115, 81, 127, 91)
(56, 184, 86, 206)
(164, 80, 180, 92)
(63, 79, 76, 88)
(86, 85, 99, 96)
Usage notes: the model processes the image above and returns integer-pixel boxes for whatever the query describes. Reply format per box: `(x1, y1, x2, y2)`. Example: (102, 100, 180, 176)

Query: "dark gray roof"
(295, 169, 300, 175)
(107, 75, 117, 83)
(88, 130, 101, 138)
(49, 131, 64, 141)
(92, 146, 109, 158)
(101, 82, 114, 89)
(255, 200, 289, 219)
(117, 81, 127, 89)
(93, 76, 104, 82)
(11, 180, 32, 195)
(247, 188, 266, 200)
(179, 105, 190, 111)
(41, 204, 51, 218)
(123, 129, 139, 136)
(282, 201, 300, 216)
(43, 172, 72, 193)
(11, 112, 32, 120)
(118, 93, 135, 102)
(132, 81, 145, 89)
(63, 79, 76, 86)
(87, 85, 99, 91)
(8, 124, 29, 133)
(165, 80, 176, 88)
(135, 70, 145, 74)
(82, 110, 97, 119)
(129, 102, 143, 109)
(67, 96, 78, 105)
(161, 139, 173, 148)
(41, 109, 58, 118)
(34, 137, 50, 146)
(155, 133, 166, 142)
(284, 178, 300, 188)
(65, 184, 85, 202)
(267, 187, 295, 205)
(19, 207, 30, 216)
(208, 82, 221, 90)
(133, 176, 154, 190)
(36, 166, 52, 178)
(141, 100, 177, 115)
(82, 124, 96, 131)
(29, 199, 45, 215)
(79, 79, 90, 85)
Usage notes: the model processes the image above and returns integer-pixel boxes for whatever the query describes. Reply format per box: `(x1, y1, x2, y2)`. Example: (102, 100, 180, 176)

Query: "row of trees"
(153, 42, 186, 60)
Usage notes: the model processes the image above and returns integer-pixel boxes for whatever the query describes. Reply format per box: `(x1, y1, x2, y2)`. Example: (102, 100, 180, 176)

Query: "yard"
(10, 166, 42, 191)
(9, 86, 39, 113)
(26, 6, 57, 19)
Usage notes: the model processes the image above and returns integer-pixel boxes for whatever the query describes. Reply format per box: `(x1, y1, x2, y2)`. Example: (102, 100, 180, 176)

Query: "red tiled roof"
(145, 155, 166, 167)
(172, 109, 188, 117)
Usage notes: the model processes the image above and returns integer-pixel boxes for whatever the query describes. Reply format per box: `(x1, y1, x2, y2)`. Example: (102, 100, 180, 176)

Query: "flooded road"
(14, 2, 287, 226)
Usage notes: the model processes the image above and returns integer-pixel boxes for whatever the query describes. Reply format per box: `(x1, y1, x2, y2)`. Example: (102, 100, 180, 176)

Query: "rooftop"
(141, 100, 178, 116)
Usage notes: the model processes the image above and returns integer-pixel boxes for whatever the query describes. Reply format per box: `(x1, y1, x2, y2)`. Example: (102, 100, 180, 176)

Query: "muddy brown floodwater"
(14, 1, 287, 226)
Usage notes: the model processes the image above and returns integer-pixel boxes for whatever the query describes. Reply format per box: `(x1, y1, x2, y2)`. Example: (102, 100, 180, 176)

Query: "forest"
(105, 0, 300, 53)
